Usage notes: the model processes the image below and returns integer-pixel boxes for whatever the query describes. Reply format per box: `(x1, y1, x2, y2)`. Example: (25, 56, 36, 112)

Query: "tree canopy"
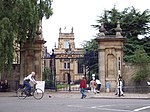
(132, 46, 150, 85)
(0, 0, 53, 73)
(81, 39, 99, 80)
(92, 6, 150, 62)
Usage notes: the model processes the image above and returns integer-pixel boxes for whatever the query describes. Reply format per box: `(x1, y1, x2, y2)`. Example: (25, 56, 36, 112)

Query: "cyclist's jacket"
(24, 74, 36, 84)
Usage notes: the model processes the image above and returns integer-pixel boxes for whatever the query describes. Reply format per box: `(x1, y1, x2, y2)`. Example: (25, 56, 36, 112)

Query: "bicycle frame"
(17, 86, 44, 100)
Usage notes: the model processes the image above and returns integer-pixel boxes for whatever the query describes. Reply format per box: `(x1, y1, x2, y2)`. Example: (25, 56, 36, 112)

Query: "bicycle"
(17, 84, 44, 100)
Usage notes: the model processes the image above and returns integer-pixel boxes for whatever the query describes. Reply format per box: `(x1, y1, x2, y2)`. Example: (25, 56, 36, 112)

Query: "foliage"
(81, 39, 99, 52)
(132, 46, 150, 63)
(132, 46, 150, 85)
(140, 37, 150, 56)
(0, 0, 16, 73)
(94, 6, 150, 37)
(0, 0, 53, 73)
(81, 39, 99, 80)
(0, 17, 14, 72)
(56, 84, 69, 89)
(45, 80, 55, 89)
(42, 67, 50, 80)
(92, 6, 150, 62)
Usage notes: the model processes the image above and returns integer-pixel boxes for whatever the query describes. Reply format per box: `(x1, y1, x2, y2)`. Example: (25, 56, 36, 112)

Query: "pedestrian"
(80, 75, 87, 99)
(92, 74, 95, 80)
(90, 79, 97, 94)
(95, 76, 101, 93)
(3, 79, 9, 91)
(117, 76, 124, 96)
(0, 80, 4, 91)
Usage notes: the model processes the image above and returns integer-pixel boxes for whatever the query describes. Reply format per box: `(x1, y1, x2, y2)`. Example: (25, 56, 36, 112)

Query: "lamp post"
(68, 43, 71, 92)
(118, 57, 121, 97)
(51, 49, 57, 91)
(68, 63, 71, 91)
(50, 57, 52, 89)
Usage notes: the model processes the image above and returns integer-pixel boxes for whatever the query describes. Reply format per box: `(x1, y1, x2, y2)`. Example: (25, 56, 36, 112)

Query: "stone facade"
(54, 28, 84, 83)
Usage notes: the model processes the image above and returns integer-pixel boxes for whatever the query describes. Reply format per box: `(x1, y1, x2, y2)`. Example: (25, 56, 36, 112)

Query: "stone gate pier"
(96, 22, 125, 92)
(19, 21, 46, 83)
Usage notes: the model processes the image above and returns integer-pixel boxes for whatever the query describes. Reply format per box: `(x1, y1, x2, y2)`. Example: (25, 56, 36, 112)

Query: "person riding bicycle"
(23, 72, 37, 96)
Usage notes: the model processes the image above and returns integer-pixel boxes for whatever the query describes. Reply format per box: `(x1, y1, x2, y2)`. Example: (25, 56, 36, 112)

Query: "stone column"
(20, 39, 46, 83)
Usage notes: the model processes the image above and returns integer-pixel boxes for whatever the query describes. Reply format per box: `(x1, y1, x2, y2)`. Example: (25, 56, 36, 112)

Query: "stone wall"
(123, 63, 150, 86)
(122, 63, 150, 93)
(1, 64, 20, 91)
(99, 62, 150, 92)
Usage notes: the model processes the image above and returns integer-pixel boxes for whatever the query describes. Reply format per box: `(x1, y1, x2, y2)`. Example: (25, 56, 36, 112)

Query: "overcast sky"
(42, 0, 150, 52)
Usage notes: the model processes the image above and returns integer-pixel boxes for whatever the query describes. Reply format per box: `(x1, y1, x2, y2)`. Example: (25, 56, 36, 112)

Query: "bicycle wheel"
(17, 88, 27, 99)
(33, 88, 44, 100)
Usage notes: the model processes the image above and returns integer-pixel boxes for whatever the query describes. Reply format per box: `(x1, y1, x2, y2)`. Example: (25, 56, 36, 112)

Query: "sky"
(42, 0, 150, 52)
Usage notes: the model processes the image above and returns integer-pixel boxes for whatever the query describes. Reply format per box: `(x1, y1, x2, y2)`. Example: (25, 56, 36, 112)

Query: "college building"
(44, 27, 85, 84)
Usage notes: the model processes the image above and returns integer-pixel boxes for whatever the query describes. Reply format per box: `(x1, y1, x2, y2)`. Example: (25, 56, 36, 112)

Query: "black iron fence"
(123, 86, 150, 93)
(46, 84, 150, 93)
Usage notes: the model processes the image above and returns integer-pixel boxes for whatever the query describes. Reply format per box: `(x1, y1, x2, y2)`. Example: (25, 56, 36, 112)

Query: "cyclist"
(23, 72, 37, 95)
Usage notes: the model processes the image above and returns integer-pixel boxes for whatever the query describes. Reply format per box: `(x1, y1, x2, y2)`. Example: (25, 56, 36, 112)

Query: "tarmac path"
(0, 92, 150, 112)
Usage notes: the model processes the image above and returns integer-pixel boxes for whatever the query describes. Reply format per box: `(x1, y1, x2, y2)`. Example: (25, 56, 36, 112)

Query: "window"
(64, 62, 70, 69)
(67, 63, 70, 69)
(64, 63, 66, 69)
(64, 41, 69, 49)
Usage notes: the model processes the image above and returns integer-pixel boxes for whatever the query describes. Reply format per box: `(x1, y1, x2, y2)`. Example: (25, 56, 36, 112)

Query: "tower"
(58, 27, 75, 50)
(54, 27, 83, 83)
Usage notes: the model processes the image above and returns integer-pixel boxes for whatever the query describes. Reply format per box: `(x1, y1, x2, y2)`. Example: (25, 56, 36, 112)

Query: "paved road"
(0, 92, 150, 112)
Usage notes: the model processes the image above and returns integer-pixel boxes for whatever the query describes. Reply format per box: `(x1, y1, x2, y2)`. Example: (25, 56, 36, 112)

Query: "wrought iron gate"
(44, 49, 98, 91)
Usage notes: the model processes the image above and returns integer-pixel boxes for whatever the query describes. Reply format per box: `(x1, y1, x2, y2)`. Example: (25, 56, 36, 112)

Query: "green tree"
(93, 6, 150, 62)
(0, 0, 53, 73)
(132, 46, 150, 85)
(0, 0, 16, 73)
(140, 37, 150, 56)
(81, 39, 99, 81)
(42, 67, 50, 81)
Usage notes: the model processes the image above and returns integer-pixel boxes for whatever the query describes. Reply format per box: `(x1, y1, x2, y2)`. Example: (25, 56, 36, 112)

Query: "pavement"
(0, 90, 150, 99)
